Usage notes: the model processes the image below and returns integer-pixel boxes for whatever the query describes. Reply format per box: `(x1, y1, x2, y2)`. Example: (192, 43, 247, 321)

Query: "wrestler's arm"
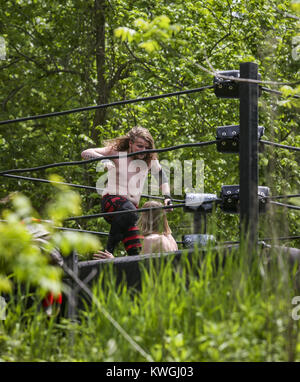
(151, 160, 172, 206)
(81, 146, 117, 169)
(81, 146, 116, 160)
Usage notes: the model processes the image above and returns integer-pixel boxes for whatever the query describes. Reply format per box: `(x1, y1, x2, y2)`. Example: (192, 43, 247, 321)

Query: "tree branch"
(1, 85, 25, 112)
(108, 60, 133, 91)
(207, 32, 231, 56)
(125, 42, 184, 90)
(0, 59, 22, 71)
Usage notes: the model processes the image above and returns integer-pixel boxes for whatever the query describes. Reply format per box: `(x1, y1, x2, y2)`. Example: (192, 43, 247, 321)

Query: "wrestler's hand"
(93, 249, 114, 259)
(164, 197, 173, 212)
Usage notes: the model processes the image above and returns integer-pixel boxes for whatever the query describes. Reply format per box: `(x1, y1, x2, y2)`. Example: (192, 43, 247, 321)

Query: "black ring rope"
(1, 138, 298, 178)
(0, 140, 218, 176)
(0, 85, 296, 128)
(5, 171, 298, 202)
(2, 173, 97, 191)
(64, 198, 224, 222)
(60, 227, 300, 243)
(1, 218, 298, 244)
(63, 198, 300, 223)
(78, 242, 300, 267)
(0, 85, 214, 126)
(270, 201, 300, 211)
(221, 236, 300, 245)
(77, 245, 240, 267)
(64, 198, 300, 223)
(64, 203, 186, 222)
(263, 194, 300, 200)
(55, 226, 109, 236)
(1, 173, 184, 203)
(260, 140, 300, 152)
(2, 174, 299, 216)
(261, 86, 300, 99)
(259, 235, 300, 242)
(78, 239, 300, 267)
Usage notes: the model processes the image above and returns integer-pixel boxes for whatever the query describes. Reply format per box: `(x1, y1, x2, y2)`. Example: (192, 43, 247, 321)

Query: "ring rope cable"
(64, 203, 186, 222)
(3, 175, 299, 204)
(261, 86, 300, 99)
(260, 140, 300, 152)
(1, 173, 184, 203)
(55, 227, 109, 236)
(78, 242, 300, 267)
(1, 218, 298, 243)
(0, 140, 217, 176)
(64, 198, 223, 222)
(269, 201, 300, 211)
(3, 172, 299, 215)
(263, 194, 300, 200)
(0, 84, 214, 126)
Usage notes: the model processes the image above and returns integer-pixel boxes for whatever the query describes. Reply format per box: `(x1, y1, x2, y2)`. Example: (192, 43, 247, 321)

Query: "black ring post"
(193, 211, 207, 234)
(239, 62, 259, 254)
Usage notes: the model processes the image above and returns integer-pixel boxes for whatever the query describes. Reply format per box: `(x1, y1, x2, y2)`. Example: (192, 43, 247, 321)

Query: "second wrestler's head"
(138, 201, 171, 236)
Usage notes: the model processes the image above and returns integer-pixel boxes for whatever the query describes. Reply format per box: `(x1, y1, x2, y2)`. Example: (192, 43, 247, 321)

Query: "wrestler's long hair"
(138, 201, 171, 236)
(104, 126, 158, 166)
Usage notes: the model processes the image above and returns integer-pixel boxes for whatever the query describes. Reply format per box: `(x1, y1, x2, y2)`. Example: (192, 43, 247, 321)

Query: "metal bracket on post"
(184, 193, 218, 234)
(183, 193, 217, 248)
(239, 62, 260, 254)
(216, 125, 265, 153)
(220, 185, 270, 213)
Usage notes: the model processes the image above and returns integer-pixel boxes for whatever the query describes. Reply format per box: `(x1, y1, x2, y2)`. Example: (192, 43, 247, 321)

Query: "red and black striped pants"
(101, 194, 143, 256)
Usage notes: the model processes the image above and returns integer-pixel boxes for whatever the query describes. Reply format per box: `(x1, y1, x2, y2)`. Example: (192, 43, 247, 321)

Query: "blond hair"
(104, 126, 158, 165)
(138, 201, 171, 236)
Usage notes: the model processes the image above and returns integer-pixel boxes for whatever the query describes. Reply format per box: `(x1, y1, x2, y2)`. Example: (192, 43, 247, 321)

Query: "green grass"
(0, 243, 299, 362)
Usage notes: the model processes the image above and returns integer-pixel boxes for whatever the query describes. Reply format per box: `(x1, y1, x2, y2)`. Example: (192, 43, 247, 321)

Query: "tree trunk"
(92, 0, 108, 145)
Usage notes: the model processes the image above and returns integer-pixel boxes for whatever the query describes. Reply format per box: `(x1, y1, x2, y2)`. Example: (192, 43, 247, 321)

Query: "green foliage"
(0, 244, 299, 361)
(279, 85, 300, 108)
(0, 193, 60, 295)
(291, 0, 300, 13)
(0, 0, 299, 362)
(115, 15, 181, 53)
(0, 0, 299, 248)
(0, 183, 101, 295)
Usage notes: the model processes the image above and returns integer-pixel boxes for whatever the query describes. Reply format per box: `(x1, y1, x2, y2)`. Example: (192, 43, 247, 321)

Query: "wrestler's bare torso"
(101, 146, 160, 206)
(81, 138, 166, 206)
